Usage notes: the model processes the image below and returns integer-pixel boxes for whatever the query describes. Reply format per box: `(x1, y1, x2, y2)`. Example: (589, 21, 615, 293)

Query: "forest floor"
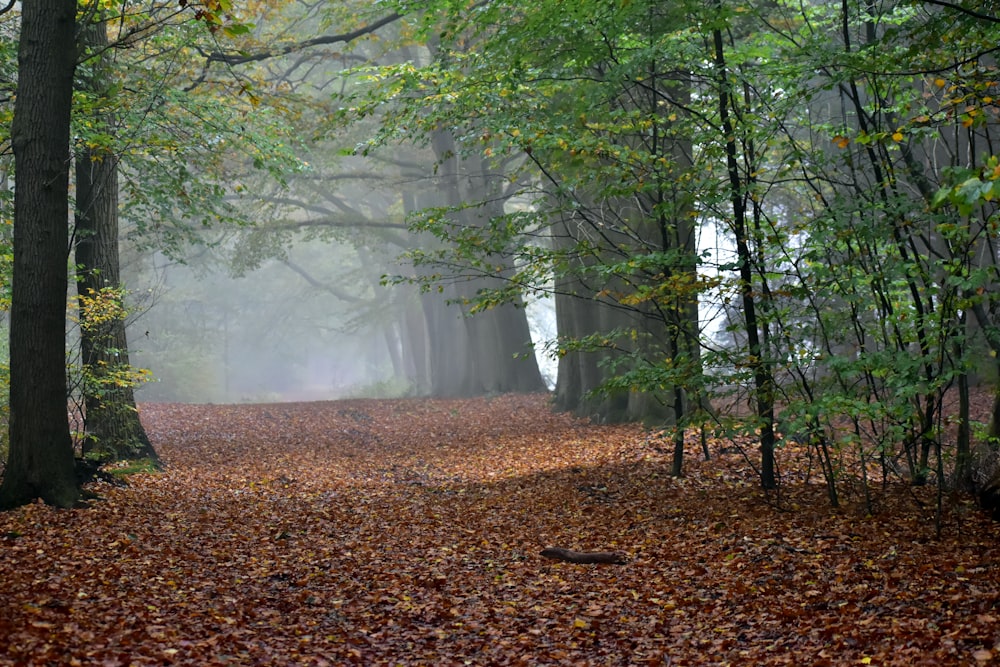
(0, 393, 998, 666)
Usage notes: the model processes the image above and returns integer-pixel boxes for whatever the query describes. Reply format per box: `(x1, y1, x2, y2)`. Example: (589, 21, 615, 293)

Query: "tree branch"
(919, 0, 1000, 24)
(280, 259, 364, 303)
(275, 217, 409, 231)
(540, 547, 629, 565)
(204, 13, 403, 65)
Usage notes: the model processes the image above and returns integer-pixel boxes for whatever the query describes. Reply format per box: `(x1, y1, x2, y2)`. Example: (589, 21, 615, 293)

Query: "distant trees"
(347, 2, 711, 425)
(400, 127, 547, 396)
(193, 5, 548, 398)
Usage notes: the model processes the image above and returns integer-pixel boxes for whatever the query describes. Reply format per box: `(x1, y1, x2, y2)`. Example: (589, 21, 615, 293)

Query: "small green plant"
(67, 286, 153, 459)
(105, 457, 160, 479)
(971, 420, 1000, 451)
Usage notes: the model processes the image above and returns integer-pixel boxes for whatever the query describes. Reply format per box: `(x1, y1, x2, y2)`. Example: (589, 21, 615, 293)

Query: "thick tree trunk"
(549, 64, 700, 427)
(552, 212, 617, 418)
(409, 130, 546, 397)
(551, 212, 677, 424)
(74, 16, 158, 464)
(981, 465, 1000, 521)
(458, 285, 546, 395)
(0, 0, 81, 509)
(421, 283, 472, 396)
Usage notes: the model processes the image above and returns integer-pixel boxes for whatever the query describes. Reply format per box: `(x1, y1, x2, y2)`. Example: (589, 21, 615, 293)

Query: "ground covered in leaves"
(1, 394, 998, 666)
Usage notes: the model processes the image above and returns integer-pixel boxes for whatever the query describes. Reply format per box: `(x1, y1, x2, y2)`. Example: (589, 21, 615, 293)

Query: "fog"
(126, 239, 557, 404)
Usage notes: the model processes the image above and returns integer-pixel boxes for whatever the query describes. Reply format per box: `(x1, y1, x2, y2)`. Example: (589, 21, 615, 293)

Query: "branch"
(918, 0, 1000, 24)
(539, 547, 629, 565)
(267, 217, 413, 249)
(276, 217, 409, 231)
(205, 13, 403, 65)
(280, 259, 364, 303)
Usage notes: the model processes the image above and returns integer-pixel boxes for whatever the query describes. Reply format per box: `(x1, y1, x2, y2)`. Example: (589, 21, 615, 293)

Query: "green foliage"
(69, 286, 152, 457)
(328, 0, 1000, 501)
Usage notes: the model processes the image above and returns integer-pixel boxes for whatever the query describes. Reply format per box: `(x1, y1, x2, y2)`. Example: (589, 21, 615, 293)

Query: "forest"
(0, 0, 999, 663)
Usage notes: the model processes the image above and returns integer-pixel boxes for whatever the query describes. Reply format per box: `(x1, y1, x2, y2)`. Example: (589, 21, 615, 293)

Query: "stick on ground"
(540, 547, 628, 565)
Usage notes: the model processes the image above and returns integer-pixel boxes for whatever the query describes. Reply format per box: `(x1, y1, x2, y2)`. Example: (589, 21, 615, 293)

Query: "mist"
(125, 238, 557, 404)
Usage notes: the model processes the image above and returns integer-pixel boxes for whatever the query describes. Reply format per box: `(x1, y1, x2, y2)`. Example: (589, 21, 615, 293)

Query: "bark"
(401, 288, 430, 393)
(422, 283, 473, 396)
(552, 257, 602, 415)
(550, 215, 650, 423)
(74, 16, 158, 464)
(981, 462, 1000, 521)
(0, 0, 81, 508)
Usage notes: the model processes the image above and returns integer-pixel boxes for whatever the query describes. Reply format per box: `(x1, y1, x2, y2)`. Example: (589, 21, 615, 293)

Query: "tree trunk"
(0, 0, 81, 509)
(74, 16, 158, 464)
(551, 213, 640, 422)
(413, 129, 546, 397)
(552, 247, 596, 414)
(550, 61, 700, 427)
(420, 283, 472, 396)
(713, 22, 776, 489)
(401, 288, 431, 393)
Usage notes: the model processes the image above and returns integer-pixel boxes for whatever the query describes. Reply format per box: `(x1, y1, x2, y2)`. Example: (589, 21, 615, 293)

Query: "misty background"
(124, 241, 560, 403)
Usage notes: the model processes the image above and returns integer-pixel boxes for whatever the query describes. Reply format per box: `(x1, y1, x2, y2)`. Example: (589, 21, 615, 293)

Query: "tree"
(0, 0, 80, 508)
(335, 0, 1000, 504)
(73, 12, 158, 464)
(346, 0, 709, 425)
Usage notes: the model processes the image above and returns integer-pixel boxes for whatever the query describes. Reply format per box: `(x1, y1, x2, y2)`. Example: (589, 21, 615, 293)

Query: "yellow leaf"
(934, 78, 947, 87)
(891, 131, 903, 142)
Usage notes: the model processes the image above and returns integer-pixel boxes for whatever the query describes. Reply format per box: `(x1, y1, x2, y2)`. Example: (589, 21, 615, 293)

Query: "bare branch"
(919, 0, 1000, 23)
(205, 12, 403, 65)
(280, 259, 364, 303)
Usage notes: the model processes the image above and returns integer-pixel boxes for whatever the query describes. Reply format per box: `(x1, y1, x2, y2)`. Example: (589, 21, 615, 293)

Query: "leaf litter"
(0, 393, 998, 665)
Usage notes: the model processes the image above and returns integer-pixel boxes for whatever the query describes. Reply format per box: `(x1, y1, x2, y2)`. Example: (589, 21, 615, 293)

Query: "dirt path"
(0, 394, 997, 665)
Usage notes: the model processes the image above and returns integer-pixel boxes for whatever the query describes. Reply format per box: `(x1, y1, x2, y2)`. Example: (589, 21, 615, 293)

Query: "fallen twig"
(540, 547, 628, 565)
